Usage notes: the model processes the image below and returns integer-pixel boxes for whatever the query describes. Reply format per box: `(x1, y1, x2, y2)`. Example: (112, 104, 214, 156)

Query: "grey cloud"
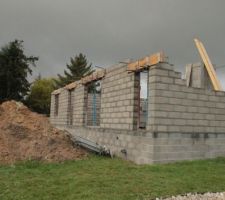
(0, 0, 225, 86)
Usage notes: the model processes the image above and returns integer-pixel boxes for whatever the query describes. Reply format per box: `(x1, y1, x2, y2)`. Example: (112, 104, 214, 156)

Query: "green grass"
(0, 156, 225, 200)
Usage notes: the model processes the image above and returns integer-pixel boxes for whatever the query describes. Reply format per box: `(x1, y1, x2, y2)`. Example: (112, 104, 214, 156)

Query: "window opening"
(54, 94, 59, 116)
(138, 70, 148, 129)
(86, 80, 101, 126)
(67, 89, 74, 125)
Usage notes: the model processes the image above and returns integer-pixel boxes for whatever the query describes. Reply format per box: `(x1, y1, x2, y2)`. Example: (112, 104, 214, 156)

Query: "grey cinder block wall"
(100, 63, 139, 130)
(50, 61, 225, 164)
(147, 63, 225, 163)
(148, 63, 225, 133)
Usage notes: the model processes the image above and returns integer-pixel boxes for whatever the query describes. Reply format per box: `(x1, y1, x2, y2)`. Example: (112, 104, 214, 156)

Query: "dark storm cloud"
(0, 0, 225, 86)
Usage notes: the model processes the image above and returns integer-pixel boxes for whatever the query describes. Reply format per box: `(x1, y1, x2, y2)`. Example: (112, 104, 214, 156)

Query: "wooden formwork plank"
(52, 88, 62, 95)
(127, 52, 166, 72)
(81, 69, 106, 84)
(64, 81, 79, 90)
(194, 38, 222, 91)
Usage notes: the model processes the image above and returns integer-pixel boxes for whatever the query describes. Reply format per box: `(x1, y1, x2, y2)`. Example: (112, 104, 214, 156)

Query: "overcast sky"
(1, 0, 225, 87)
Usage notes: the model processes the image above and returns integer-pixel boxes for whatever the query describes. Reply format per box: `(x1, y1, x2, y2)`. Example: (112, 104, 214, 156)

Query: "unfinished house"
(50, 40, 225, 164)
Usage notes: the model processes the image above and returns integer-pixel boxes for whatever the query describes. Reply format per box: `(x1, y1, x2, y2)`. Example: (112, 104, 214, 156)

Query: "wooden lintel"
(127, 52, 167, 72)
(64, 81, 79, 90)
(81, 69, 106, 84)
(52, 88, 62, 95)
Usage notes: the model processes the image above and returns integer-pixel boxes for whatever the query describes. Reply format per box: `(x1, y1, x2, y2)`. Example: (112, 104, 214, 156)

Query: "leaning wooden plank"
(196, 39, 219, 89)
(198, 40, 222, 90)
(194, 38, 222, 91)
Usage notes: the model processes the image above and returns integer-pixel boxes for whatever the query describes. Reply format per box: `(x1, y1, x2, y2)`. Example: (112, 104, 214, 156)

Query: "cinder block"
(160, 77, 174, 84)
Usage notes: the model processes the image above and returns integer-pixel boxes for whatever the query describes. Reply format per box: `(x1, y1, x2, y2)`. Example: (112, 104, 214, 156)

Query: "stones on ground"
(156, 192, 225, 200)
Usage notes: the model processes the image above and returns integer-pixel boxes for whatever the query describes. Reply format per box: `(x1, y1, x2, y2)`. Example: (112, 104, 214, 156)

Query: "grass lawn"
(0, 156, 225, 200)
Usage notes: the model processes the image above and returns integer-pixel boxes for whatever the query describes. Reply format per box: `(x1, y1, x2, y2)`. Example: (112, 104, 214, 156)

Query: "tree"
(0, 40, 38, 102)
(55, 53, 93, 88)
(26, 78, 56, 115)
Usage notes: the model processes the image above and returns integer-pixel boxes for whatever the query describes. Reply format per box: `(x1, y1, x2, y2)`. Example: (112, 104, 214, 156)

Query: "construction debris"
(0, 100, 88, 164)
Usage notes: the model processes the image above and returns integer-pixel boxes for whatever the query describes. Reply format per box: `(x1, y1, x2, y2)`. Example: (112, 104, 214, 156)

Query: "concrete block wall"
(100, 63, 139, 130)
(50, 85, 86, 127)
(148, 63, 225, 133)
(50, 94, 55, 121)
(72, 85, 86, 126)
(146, 63, 225, 163)
(139, 98, 148, 128)
(50, 61, 225, 164)
(50, 64, 139, 130)
(50, 88, 69, 125)
(188, 62, 213, 89)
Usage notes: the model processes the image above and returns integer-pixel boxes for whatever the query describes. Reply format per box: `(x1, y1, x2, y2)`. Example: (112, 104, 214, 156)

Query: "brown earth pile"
(0, 100, 87, 164)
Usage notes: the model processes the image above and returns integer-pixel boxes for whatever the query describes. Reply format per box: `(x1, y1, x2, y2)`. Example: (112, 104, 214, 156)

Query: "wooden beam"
(194, 38, 222, 91)
(81, 69, 106, 84)
(64, 81, 79, 90)
(52, 88, 62, 95)
(127, 52, 166, 72)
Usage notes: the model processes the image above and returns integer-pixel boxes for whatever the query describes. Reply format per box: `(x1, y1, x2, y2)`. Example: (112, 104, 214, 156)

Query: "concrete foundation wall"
(55, 125, 225, 164)
(58, 125, 153, 164)
(152, 132, 225, 163)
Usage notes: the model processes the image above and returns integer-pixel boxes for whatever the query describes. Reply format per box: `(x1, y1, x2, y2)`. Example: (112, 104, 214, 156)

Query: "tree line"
(0, 39, 94, 115)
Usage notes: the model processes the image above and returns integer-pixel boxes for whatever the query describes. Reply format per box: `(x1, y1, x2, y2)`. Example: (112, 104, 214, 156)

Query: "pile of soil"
(0, 100, 87, 164)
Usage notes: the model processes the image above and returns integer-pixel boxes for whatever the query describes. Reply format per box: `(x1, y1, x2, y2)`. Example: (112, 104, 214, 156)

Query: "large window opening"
(138, 71, 148, 129)
(54, 94, 59, 116)
(67, 89, 74, 125)
(85, 80, 101, 126)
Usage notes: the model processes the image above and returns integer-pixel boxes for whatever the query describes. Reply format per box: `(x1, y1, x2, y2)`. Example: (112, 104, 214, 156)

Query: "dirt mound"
(0, 101, 87, 164)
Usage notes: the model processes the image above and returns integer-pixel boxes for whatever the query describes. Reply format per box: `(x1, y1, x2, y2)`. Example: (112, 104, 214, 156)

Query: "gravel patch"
(156, 192, 225, 200)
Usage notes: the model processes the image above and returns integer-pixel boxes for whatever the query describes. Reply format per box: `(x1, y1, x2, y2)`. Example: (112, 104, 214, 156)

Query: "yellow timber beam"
(194, 38, 222, 91)
(127, 52, 167, 72)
